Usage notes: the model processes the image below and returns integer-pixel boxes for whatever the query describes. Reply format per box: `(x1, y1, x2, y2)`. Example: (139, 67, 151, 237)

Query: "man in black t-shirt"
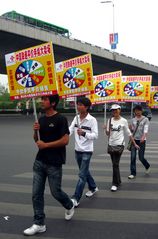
(23, 95, 74, 236)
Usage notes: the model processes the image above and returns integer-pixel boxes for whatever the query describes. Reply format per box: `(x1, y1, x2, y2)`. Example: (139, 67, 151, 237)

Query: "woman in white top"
(128, 104, 150, 179)
(106, 104, 139, 192)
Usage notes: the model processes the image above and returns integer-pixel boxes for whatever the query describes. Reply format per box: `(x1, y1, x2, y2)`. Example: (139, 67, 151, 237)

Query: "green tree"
(0, 83, 8, 95)
(0, 84, 17, 110)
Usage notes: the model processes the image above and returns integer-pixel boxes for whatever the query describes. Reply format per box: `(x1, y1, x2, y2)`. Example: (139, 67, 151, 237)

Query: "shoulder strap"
(132, 117, 144, 136)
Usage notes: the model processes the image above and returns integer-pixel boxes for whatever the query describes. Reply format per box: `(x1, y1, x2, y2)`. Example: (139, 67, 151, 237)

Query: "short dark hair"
(77, 96, 91, 111)
(133, 105, 142, 111)
(42, 94, 59, 110)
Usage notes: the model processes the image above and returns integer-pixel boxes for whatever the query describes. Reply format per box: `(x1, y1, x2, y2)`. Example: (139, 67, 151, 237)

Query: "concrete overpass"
(0, 16, 158, 85)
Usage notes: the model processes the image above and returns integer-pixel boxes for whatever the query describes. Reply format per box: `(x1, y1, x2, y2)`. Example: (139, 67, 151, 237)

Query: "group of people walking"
(106, 103, 150, 192)
(23, 94, 150, 236)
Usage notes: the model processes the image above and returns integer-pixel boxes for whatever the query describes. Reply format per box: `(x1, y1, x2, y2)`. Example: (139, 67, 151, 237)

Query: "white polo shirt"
(69, 113, 98, 152)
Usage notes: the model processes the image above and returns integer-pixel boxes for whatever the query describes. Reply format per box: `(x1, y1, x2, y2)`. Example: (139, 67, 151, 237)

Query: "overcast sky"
(0, 0, 158, 86)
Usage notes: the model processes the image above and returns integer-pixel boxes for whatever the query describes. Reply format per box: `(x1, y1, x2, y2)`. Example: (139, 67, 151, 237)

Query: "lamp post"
(100, 1, 115, 124)
(100, 0, 115, 50)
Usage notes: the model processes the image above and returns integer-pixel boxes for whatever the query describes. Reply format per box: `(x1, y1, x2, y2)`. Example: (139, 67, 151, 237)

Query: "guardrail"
(0, 109, 22, 112)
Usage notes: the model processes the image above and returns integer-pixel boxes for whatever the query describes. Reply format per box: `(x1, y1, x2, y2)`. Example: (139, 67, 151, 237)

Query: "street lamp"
(100, 0, 116, 50)
(100, 1, 116, 124)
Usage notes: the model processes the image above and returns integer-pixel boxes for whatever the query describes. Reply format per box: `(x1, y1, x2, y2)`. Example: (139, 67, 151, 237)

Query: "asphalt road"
(0, 113, 158, 239)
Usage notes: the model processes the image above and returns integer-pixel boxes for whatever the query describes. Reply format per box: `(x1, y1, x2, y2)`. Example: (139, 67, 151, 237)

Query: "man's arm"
(33, 122, 40, 142)
(36, 134, 69, 150)
(77, 118, 98, 140)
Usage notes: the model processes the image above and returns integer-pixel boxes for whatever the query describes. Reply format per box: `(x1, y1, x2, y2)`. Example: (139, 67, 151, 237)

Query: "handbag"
(107, 118, 124, 155)
(127, 117, 144, 151)
(107, 144, 124, 154)
(127, 140, 132, 151)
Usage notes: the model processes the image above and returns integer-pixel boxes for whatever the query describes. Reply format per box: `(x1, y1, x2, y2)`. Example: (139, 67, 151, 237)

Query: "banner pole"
(104, 103, 107, 124)
(74, 96, 79, 127)
(32, 98, 40, 140)
(131, 102, 134, 119)
(74, 96, 81, 140)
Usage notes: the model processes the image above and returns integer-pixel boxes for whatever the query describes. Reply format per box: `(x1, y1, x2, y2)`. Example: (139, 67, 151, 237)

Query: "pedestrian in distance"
(128, 104, 150, 179)
(69, 96, 99, 207)
(23, 95, 74, 236)
(25, 99, 30, 116)
(106, 104, 139, 192)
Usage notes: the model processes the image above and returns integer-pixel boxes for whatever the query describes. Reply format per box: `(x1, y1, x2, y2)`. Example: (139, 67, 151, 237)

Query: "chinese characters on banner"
(121, 75, 152, 102)
(55, 54, 94, 98)
(5, 42, 57, 100)
(149, 86, 158, 108)
(89, 71, 122, 104)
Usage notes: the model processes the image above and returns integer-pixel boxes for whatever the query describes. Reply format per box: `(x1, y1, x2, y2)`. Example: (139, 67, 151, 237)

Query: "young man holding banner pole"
(69, 96, 99, 207)
(24, 94, 74, 236)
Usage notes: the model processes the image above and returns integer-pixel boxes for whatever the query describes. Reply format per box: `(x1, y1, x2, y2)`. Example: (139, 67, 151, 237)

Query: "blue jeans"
(72, 151, 97, 202)
(32, 160, 73, 225)
(130, 140, 150, 176)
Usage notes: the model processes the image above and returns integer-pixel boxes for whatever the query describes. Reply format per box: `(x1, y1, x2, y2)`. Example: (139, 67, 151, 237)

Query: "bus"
(2, 11, 70, 37)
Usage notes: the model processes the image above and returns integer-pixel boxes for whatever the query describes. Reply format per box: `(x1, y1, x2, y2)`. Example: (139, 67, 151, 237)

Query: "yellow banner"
(121, 75, 152, 102)
(56, 54, 94, 98)
(5, 42, 57, 100)
(149, 86, 158, 108)
(89, 71, 122, 104)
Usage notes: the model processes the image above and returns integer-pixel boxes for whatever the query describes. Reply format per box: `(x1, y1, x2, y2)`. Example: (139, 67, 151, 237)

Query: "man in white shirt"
(69, 97, 99, 207)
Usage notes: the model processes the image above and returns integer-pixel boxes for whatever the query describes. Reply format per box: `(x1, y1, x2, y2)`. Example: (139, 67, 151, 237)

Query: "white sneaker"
(23, 224, 46, 236)
(128, 175, 135, 179)
(145, 167, 150, 174)
(85, 187, 99, 197)
(111, 185, 117, 192)
(65, 203, 74, 220)
(71, 198, 80, 207)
